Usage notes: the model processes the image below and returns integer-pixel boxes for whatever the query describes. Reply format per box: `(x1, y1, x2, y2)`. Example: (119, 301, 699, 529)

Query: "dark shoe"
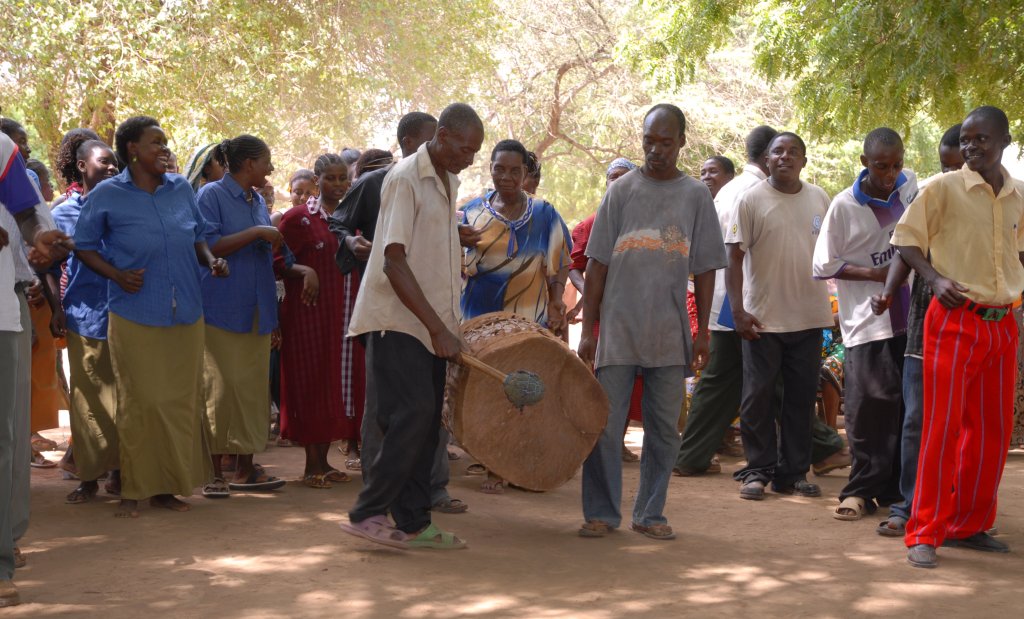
(907, 544, 937, 568)
(771, 480, 821, 497)
(740, 480, 765, 501)
(942, 532, 1010, 553)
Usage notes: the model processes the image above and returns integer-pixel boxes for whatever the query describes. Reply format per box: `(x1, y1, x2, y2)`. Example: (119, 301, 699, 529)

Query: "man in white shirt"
(674, 125, 775, 475)
(726, 132, 835, 501)
(0, 131, 72, 607)
(813, 128, 916, 522)
(340, 103, 484, 550)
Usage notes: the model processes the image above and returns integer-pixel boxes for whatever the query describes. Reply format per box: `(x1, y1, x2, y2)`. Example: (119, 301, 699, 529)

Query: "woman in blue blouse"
(75, 116, 228, 518)
(51, 139, 120, 504)
(196, 135, 284, 497)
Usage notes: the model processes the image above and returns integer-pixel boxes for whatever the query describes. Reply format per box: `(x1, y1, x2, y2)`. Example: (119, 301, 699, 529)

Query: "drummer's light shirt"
(585, 169, 727, 369)
(348, 142, 463, 355)
(891, 166, 1024, 306)
(812, 169, 918, 347)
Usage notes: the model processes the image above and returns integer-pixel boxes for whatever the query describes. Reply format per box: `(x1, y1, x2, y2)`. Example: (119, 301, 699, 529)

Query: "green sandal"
(407, 523, 468, 550)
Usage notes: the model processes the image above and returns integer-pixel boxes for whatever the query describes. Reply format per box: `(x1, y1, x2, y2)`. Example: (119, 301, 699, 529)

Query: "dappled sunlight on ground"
(10, 431, 1024, 617)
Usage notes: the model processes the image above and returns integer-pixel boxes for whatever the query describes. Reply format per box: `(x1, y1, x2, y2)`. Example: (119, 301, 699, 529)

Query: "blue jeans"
(582, 365, 686, 528)
(888, 356, 922, 521)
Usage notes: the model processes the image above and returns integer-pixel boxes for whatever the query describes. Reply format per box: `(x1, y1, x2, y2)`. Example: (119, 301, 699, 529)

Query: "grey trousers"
(0, 327, 18, 580)
(12, 291, 30, 545)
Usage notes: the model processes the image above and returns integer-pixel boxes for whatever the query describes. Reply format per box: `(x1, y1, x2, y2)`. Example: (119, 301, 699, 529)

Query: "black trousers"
(349, 331, 446, 534)
(839, 335, 905, 504)
(734, 329, 822, 486)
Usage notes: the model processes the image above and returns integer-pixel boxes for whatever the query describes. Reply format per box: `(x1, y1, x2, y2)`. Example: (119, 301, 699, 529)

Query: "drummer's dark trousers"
(350, 331, 446, 534)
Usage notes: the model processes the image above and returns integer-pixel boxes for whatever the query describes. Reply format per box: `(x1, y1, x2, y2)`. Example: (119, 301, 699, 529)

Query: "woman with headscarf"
(460, 139, 572, 493)
(184, 143, 227, 193)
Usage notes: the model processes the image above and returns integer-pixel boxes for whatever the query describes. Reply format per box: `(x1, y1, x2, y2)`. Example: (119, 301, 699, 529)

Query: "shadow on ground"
(9, 431, 1023, 618)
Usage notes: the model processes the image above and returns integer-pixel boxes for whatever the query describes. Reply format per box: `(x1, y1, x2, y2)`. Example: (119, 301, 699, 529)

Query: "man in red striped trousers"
(891, 105, 1024, 568)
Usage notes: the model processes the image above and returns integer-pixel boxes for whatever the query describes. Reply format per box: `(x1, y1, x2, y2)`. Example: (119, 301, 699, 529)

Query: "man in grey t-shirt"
(577, 104, 726, 541)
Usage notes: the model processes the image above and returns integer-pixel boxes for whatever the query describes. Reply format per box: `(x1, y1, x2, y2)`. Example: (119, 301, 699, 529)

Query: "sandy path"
(10, 426, 1023, 618)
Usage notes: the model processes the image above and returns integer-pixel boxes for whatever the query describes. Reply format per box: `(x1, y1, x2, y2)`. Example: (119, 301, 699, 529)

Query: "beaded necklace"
(482, 190, 533, 258)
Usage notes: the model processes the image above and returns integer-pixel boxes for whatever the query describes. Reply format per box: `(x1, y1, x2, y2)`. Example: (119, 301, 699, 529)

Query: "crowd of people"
(2, 98, 1024, 606)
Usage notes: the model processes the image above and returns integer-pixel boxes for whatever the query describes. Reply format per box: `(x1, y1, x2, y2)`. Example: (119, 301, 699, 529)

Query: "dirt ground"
(7, 423, 1023, 619)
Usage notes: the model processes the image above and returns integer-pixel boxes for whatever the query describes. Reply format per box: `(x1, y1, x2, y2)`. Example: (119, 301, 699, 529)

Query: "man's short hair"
(769, 131, 807, 155)
(643, 103, 686, 137)
(940, 123, 962, 149)
(745, 125, 778, 162)
(397, 112, 437, 143)
(965, 105, 1010, 135)
(437, 103, 483, 135)
(863, 127, 903, 154)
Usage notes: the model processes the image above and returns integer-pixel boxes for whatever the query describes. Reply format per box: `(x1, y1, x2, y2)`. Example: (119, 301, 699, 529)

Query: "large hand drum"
(444, 312, 609, 491)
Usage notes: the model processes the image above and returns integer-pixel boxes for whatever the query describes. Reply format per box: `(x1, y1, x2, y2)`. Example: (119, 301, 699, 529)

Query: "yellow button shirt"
(891, 166, 1024, 306)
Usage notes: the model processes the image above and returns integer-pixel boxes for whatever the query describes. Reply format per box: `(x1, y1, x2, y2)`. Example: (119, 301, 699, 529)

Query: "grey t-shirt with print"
(586, 169, 727, 369)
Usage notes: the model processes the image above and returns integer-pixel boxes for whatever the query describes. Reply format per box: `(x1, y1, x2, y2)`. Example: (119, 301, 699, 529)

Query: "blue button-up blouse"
(196, 174, 278, 335)
(52, 193, 109, 339)
(74, 169, 208, 327)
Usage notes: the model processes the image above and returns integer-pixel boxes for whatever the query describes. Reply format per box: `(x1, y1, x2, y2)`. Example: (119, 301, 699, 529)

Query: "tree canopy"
(629, 0, 1024, 140)
(1, 0, 1019, 221)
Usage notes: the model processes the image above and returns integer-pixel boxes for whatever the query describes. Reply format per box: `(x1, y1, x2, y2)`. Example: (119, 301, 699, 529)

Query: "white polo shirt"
(348, 142, 463, 354)
(709, 164, 767, 331)
(813, 169, 918, 347)
(725, 179, 834, 332)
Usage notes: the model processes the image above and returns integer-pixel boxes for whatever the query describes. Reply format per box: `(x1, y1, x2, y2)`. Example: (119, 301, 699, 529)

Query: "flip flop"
(465, 463, 487, 476)
(303, 474, 332, 489)
(479, 479, 504, 494)
(407, 523, 467, 550)
(324, 469, 351, 483)
(66, 484, 99, 504)
(30, 451, 57, 468)
(432, 497, 469, 514)
(203, 477, 231, 498)
(338, 515, 409, 549)
(578, 520, 612, 538)
(345, 458, 362, 471)
(32, 435, 58, 451)
(631, 522, 676, 540)
(876, 516, 907, 537)
(834, 496, 867, 521)
(228, 470, 286, 492)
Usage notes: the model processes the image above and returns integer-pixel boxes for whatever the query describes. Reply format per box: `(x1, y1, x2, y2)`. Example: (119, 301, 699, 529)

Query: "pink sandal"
(338, 515, 409, 549)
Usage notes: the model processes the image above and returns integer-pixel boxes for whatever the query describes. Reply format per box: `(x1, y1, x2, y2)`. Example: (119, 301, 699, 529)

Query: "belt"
(965, 301, 1011, 322)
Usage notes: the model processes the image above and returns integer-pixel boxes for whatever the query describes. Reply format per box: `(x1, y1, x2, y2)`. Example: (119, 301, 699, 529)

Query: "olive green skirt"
(109, 313, 211, 499)
(66, 331, 119, 482)
(202, 321, 271, 455)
